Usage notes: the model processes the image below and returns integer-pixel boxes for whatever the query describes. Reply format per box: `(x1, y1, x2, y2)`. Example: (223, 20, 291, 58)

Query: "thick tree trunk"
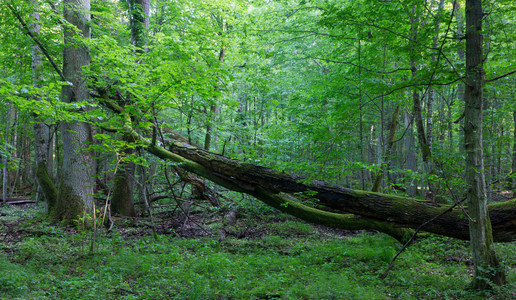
(163, 140, 515, 242)
(53, 0, 94, 223)
(464, 0, 506, 289)
(165, 127, 220, 206)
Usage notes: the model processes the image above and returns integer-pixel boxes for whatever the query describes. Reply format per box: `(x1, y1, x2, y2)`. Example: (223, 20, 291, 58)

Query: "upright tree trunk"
(53, 0, 94, 222)
(404, 111, 417, 196)
(512, 110, 516, 198)
(358, 39, 367, 190)
(409, 8, 434, 199)
(372, 105, 400, 192)
(110, 149, 136, 216)
(464, 0, 506, 289)
(30, 1, 56, 211)
(2, 104, 12, 204)
(425, 0, 445, 180)
(205, 46, 225, 151)
(455, 2, 466, 154)
(111, 0, 150, 217)
(129, 0, 150, 51)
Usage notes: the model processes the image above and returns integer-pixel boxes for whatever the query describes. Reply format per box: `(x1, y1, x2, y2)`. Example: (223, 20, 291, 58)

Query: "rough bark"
(163, 140, 515, 242)
(464, 0, 506, 289)
(53, 0, 95, 223)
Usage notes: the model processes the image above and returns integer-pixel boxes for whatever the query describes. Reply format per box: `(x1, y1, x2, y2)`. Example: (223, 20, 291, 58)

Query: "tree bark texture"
(53, 0, 95, 222)
(464, 0, 506, 288)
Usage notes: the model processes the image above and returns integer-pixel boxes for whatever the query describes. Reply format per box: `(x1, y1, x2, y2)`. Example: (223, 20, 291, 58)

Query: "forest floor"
(0, 202, 515, 299)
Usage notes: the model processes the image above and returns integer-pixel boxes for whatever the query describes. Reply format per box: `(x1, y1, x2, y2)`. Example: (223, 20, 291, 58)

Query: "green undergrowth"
(0, 205, 515, 299)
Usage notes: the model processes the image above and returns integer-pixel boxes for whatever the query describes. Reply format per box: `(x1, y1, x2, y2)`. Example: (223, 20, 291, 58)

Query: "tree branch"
(7, 2, 66, 82)
(485, 69, 516, 83)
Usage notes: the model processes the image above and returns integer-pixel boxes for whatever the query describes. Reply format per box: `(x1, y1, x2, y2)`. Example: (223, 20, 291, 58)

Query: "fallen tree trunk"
(102, 100, 516, 242)
(164, 141, 515, 242)
(0, 198, 36, 205)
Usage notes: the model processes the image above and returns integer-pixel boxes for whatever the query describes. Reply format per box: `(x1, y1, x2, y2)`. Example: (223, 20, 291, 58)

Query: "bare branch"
(485, 69, 516, 83)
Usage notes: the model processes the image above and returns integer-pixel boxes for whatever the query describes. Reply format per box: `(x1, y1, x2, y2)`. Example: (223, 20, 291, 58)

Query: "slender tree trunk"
(404, 111, 417, 196)
(512, 110, 516, 198)
(111, 0, 150, 216)
(464, 0, 506, 289)
(205, 47, 225, 151)
(30, 1, 56, 211)
(2, 104, 11, 204)
(372, 106, 400, 192)
(53, 0, 94, 222)
(425, 0, 445, 197)
(358, 39, 367, 190)
(455, 2, 466, 154)
(129, 0, 150, 51)
(409, 8, 434, 199)
(9, 110, 18, 196)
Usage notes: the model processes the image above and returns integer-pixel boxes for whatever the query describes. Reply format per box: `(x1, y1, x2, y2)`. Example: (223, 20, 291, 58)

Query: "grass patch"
(0, 204, 514, 299)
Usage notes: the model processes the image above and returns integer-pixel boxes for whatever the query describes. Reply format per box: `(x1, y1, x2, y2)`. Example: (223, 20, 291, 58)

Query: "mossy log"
(103, 99, 516, 242)
(165, 141, 515, 242)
